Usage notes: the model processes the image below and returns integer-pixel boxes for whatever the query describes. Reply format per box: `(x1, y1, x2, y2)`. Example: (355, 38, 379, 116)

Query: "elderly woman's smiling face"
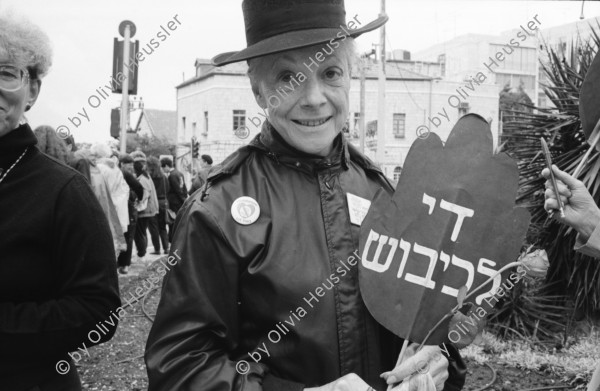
(0, 51, 40, 138)
(250, 41, 353, 156)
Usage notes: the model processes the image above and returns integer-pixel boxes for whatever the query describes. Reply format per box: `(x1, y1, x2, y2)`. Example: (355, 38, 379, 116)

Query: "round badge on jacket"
(231, 196, 260, 225)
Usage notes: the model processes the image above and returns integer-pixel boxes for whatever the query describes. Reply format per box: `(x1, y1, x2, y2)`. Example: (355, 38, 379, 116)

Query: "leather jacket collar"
(249, 120, 350, 173)
(206, 120, 387, 191)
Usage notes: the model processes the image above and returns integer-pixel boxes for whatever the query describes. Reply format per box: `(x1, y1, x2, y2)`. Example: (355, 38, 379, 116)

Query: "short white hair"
(90, 143, 112, 159)
(0, 10, 53, 78)
(247, 37, 356, 94)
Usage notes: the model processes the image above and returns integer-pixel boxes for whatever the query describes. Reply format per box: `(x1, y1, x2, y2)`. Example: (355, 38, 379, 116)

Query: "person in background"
(147, 156, 170, 255)
(33, 124, 69, 164)
(118, 153, 144, 275)
(161, 157, 187, 240)
(542, 165, 600, 391)
(0, 12, 120, 390)
(89, 143, 127, 256)
(189, 153, 213, 195)
(133, 155, 159, 263)
(97, 149, 130, 235)
(64, 134, 91, 182)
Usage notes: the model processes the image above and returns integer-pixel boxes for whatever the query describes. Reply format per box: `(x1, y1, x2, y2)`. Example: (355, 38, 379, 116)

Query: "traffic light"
(192, 138, 199, 158)
(110, 108, 120, 139)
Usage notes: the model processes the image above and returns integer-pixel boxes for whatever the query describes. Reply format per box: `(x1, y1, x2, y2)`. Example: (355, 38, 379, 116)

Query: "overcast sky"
(1, 0, 598, 143)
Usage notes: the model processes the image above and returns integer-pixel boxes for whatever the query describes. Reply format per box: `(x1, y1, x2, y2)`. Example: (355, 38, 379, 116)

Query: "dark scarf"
(0, 123, 38, 171)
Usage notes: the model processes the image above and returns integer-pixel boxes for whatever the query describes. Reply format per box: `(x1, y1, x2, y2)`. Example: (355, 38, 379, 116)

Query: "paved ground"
(118, 243, 169, 278)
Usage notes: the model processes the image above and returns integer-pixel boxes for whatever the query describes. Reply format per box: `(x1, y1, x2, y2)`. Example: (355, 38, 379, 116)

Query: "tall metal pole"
(359, 57, 366, 154)
(375, 0, 386, 170)
(119, 25, 131, 154)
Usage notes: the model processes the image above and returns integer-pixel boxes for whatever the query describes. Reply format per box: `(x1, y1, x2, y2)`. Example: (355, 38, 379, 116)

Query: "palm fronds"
(500, 23, 600, 315)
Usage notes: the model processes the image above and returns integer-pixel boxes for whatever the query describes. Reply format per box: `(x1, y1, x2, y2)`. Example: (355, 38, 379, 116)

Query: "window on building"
(204, 111, 208, 135)
(353, 112, 361, 130)
(233, 110, 246, 132)
(393, 166, 402, 182)
(490, 45, 536, 73)
(558, 41, 567, 58)
(182, 116, 186, 130)
(458, 102, 470, 117)
(392, 113, 406, 138)
(366, 120, 377, 138)
(414, 61, 423, 74)
(438, 54, 446, 77)
(496, 73, 536, 91)
(192, 122, 197, 136)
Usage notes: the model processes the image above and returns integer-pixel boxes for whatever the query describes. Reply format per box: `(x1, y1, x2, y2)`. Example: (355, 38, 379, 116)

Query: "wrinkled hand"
(541, 165, 600, 240)
(381, 344, 448, 391)
(304, 373, 374, 391)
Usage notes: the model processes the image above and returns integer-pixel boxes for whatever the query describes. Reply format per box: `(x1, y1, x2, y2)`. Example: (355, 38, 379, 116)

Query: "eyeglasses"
(0, 65, 30, 92)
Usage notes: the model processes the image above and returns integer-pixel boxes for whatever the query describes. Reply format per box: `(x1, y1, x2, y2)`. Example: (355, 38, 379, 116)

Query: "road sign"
(119, 20, 136, 38)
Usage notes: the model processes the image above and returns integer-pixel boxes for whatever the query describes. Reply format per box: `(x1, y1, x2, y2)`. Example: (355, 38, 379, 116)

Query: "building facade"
(176, 57, 499, 181)
(413, 16, 600, 110)
(414, 33, 540, 107)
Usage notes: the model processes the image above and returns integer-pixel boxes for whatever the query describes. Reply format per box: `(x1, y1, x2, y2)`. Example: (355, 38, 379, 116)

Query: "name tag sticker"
(347, 193, 371, 226)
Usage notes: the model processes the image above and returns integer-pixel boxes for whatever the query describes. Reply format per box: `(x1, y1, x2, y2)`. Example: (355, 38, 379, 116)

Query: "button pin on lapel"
(231, 196, 260, 225)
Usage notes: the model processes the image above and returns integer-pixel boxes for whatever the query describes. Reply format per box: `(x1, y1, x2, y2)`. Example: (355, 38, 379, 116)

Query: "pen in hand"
(540, 138, 565, 218)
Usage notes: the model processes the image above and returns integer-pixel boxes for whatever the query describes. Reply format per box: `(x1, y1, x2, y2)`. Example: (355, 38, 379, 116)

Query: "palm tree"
(500, 25, 600, 316)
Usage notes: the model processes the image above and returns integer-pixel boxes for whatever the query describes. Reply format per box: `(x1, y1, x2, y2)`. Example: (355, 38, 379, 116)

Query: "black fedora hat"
(211, 0, 388, 67)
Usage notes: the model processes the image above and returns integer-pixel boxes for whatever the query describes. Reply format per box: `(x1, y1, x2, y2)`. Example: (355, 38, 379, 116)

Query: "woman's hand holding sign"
(303, 373, 373, 391)
(381, 343, 448, 391)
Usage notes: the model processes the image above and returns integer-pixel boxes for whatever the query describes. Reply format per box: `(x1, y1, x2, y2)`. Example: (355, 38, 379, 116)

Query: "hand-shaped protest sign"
(359, 114, 530, 344)
(580, 50, 600, 145)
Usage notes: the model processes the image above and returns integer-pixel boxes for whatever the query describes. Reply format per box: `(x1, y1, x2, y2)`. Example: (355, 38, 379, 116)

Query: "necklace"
(0, 147, 29, 185)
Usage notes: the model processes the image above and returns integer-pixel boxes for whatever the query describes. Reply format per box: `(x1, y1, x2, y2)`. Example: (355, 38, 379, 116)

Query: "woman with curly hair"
(0, 11, 121, 391)
(33, 124, 69, 164)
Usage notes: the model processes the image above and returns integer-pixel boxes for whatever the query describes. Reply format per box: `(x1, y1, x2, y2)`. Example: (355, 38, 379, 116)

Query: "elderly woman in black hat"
(145, 1, 466, 390)
(0, 12, 121, 391)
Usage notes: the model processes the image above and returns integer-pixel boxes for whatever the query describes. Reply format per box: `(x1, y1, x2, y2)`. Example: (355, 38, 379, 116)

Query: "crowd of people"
(33, 125, 202, 274)
(3, 1, 600, 390)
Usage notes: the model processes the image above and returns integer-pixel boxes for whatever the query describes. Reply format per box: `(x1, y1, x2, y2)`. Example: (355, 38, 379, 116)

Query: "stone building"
(175, 56, 499, 181)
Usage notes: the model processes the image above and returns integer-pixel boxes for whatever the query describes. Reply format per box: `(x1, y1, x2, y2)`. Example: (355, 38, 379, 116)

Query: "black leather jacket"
(145, 122, 466, 390)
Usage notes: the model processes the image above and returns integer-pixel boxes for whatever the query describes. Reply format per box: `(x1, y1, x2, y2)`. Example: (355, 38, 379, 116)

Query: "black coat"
(0, 124, 121, 390)
(166, 168, 187, 212)
(145, 122, 466, 390)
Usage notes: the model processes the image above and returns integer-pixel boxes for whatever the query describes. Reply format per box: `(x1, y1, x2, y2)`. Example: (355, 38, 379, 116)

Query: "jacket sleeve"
(124, 171, 144, 201)
(73, 158, 91, 183)
(574, 222, 600, 259)
(440, 342, 467, 391)
(139, 176, 151, 205)
(164, 175, 170, 195)
(188, 176, 203, 196)
(172, 172, 188, 204)
(0, 175, 121, 361)
(145, 198, 300, 391)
